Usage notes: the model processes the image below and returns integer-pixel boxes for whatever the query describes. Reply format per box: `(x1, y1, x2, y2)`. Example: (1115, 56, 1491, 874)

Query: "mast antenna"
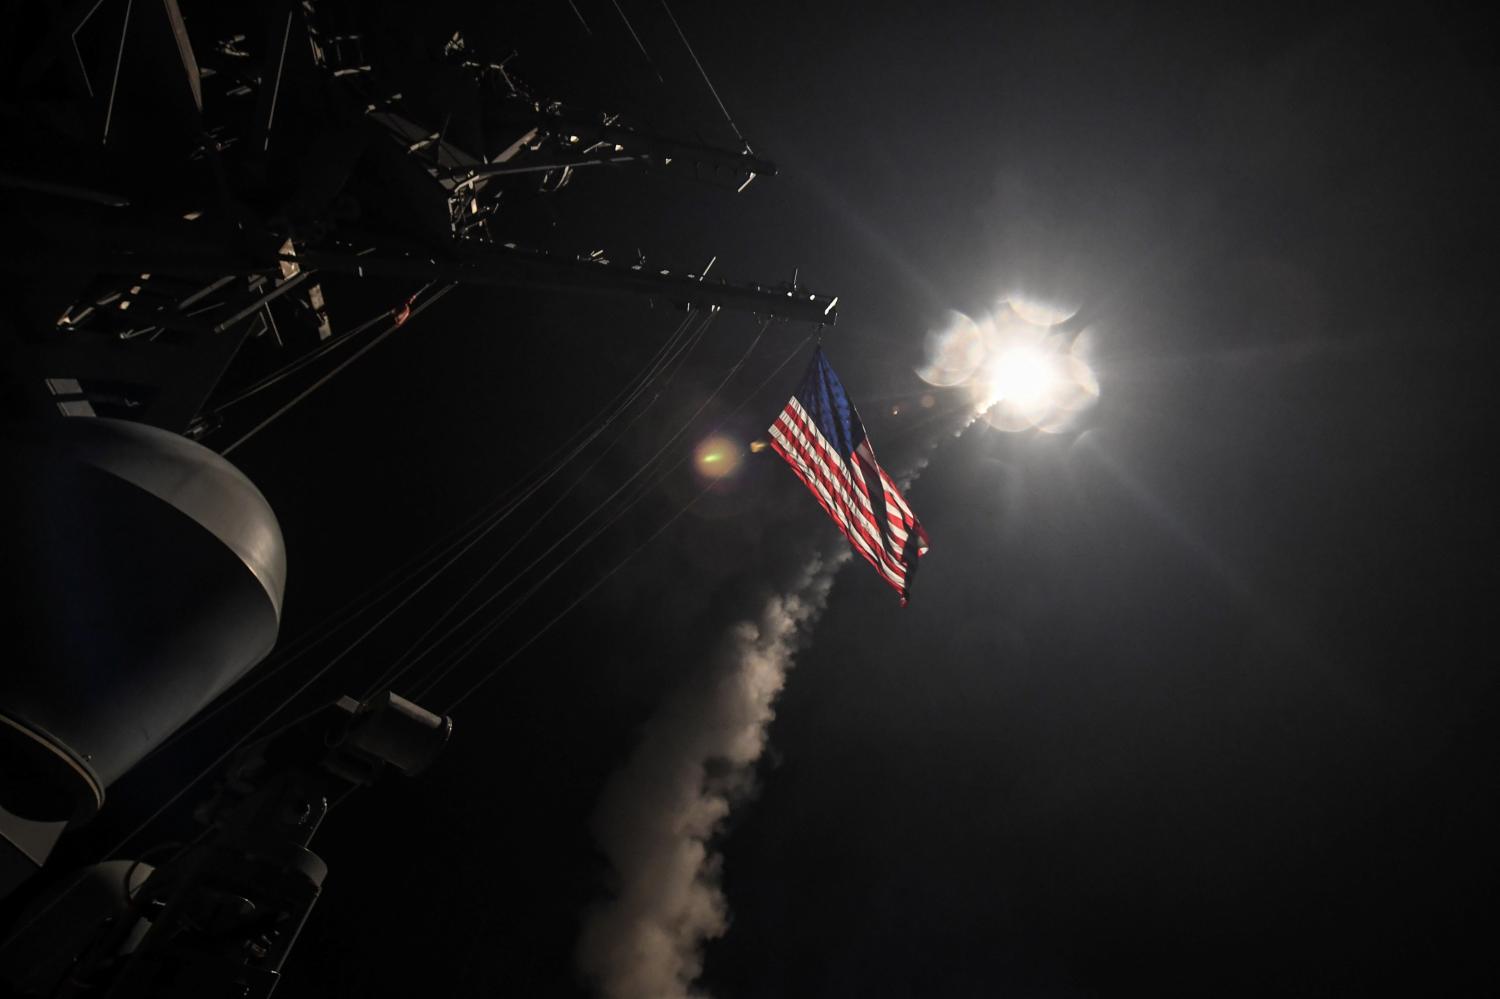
(660, 0, 751, 153)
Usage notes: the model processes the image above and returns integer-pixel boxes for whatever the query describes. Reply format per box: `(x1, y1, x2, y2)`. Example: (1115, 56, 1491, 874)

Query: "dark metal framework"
(0, 0, 836, 444)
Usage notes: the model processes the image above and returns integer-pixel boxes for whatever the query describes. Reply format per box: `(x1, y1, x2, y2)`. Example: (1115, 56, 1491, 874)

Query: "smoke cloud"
(577, 552, 846, 999)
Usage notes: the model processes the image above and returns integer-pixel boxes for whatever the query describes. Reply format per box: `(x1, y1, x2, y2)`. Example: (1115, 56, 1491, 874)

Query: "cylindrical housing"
(339, 691, 453, 777)
(0, 418, 285, 823)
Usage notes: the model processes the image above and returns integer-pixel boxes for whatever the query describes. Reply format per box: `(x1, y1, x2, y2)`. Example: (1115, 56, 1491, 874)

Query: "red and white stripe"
(769, 400, 927, 601)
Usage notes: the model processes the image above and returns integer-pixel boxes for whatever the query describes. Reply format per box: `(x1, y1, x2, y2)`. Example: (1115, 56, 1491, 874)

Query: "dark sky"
(84, 1, 1497, 996)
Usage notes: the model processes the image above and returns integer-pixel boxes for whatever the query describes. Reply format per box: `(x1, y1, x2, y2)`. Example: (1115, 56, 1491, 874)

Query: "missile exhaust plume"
(578, 385, 974, 998)
(577, 553, 844, 999)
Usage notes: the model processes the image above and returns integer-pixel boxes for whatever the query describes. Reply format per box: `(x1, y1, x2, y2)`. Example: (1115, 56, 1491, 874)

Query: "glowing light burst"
(916, 310, 986, 387)
(693, 435, 745, 482)
(917, 296, 1099, 433)
(982, 346, 1056, 409)
(1004, 294, 1079, 328)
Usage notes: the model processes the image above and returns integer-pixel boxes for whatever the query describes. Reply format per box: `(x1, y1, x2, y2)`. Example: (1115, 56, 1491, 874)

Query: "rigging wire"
(659, 0, 750, 152)
(360, 309, 714, 698)
(419, 331, 813, 701)
(357, 309, 713, 698)
(565, 0, 593, 35)
(424, 331, 814, 711)
(210, 286, 434, 413)
(221, 283, 456, 456)
(411, 328, 806, 702)
(141, 471, 538, 762)
(442, 478, 716, 713)
(656, 305, 714, 387)
(151, 309, 704, 767)
(213, 310, 707, 726)
(609, 0, 664, 83)
(96, 314, 774, 873)
(383, 314, 760, 698)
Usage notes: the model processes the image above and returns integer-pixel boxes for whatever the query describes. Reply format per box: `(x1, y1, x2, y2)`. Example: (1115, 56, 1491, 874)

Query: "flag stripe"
(768, 423, 902, 579)
(772, 411, 912, 582)
(785, 400, 882, 523)
(774, 349, 924, 600)
(769, 348, 928, 603)
(784, 409, 912, 558)
(774, 410, 887, 547)
(769, 435, 904, 587)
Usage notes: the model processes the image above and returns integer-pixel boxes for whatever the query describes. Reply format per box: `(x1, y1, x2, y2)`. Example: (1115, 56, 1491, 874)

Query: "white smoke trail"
(577, 552, 846, 999)
(576, 400, 972, 999)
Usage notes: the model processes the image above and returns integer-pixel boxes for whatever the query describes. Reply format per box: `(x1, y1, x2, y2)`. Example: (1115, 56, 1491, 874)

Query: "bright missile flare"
(982, 346, 1057, 409)
(917, 296, 1098, 433)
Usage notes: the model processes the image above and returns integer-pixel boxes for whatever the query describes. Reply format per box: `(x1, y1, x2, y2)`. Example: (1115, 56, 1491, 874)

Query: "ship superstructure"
(2, 0, 835, 441)
(0, 3, 835, 994)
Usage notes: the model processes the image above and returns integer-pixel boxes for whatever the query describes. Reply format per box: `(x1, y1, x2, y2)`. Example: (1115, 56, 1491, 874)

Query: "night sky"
(74, 1, 1497, 995)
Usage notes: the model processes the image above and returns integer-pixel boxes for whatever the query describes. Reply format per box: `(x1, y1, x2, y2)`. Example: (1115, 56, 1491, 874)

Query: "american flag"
(769, 348, 930, 605)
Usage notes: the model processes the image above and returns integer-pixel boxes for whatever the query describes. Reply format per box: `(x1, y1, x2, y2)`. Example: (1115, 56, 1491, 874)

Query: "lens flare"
(919, 296, 1101, 433)
(1001, 294, 1079, 328)
(915, 296, 1097, 433)
(983, 346, 1057, 409)
(916, 310, 987, 387)
(693, 435, 744, 481)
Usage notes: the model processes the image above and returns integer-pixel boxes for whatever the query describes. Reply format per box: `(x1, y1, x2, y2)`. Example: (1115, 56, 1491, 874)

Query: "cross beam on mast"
(2, 224, 838, 325)
(484, 109, 776, 188)
(285, 244, 838, 324)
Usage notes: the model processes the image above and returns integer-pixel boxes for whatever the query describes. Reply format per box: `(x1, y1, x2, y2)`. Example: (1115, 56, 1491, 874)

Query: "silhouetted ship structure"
(0, 2, 835, 994)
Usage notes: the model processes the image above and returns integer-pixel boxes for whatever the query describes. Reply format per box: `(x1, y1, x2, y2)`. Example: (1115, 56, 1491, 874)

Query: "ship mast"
(0, 0, 836, 439)
(1, 7, 836, 985)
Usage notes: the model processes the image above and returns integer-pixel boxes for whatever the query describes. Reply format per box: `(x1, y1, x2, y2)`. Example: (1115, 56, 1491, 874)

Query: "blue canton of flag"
(769, 348, 930, 605)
